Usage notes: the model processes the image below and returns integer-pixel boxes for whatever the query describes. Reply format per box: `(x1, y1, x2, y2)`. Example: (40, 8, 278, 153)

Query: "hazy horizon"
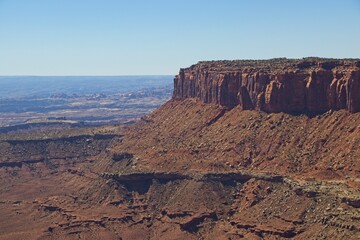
(0, 75, 173, 99)
(0, 74, 174, 77)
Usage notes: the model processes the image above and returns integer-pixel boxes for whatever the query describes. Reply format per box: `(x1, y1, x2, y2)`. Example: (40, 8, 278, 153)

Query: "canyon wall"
(173, 58, 360, 114)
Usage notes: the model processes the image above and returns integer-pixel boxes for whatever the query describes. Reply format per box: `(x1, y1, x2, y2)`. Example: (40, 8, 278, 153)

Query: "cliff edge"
(174, 58, 360, 114)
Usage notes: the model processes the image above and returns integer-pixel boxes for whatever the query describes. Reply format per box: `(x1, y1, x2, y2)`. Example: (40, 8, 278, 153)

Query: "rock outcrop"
(174, 58, 360, 114)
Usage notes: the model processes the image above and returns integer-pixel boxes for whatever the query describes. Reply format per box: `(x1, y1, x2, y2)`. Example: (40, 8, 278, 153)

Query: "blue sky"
(0, 0, 359, 75)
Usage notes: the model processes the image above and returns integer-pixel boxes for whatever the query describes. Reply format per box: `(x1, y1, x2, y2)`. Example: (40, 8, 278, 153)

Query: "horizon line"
(0, 74, 175, 77)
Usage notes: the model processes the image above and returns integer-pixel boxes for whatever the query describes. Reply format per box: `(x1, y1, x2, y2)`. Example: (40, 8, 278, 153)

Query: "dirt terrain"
(0, 58, 359, 239)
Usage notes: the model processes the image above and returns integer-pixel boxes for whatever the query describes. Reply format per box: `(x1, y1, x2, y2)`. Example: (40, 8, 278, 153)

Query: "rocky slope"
(174, 58, 360, 114)
(111, 99, 360, 180)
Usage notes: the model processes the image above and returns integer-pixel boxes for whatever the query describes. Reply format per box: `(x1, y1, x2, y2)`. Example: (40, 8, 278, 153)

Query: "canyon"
(0, 58, 359, 240)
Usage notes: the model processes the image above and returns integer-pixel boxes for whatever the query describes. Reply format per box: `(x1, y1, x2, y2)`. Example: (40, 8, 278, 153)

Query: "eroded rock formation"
(174, 58, 360, 114)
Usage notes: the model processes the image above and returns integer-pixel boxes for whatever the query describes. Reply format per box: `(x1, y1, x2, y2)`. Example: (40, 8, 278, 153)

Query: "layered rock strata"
(173, 58, 360, 113)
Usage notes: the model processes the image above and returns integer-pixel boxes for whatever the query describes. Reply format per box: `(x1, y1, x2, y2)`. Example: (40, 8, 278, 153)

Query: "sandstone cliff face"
(174, 58, 360, 113)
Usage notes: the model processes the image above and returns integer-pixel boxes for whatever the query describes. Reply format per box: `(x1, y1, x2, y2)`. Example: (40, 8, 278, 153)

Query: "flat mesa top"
(187, 58, 360, 73)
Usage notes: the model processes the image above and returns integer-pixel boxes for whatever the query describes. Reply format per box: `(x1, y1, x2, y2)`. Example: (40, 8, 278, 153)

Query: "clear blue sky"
(0, 0, 359, 75)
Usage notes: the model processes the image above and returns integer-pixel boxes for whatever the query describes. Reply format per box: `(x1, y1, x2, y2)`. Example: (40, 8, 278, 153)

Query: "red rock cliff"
(173, 58, 360, 113)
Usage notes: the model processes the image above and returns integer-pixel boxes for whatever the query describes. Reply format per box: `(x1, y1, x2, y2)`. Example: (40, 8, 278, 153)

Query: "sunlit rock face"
(174, 58, 360, 114)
